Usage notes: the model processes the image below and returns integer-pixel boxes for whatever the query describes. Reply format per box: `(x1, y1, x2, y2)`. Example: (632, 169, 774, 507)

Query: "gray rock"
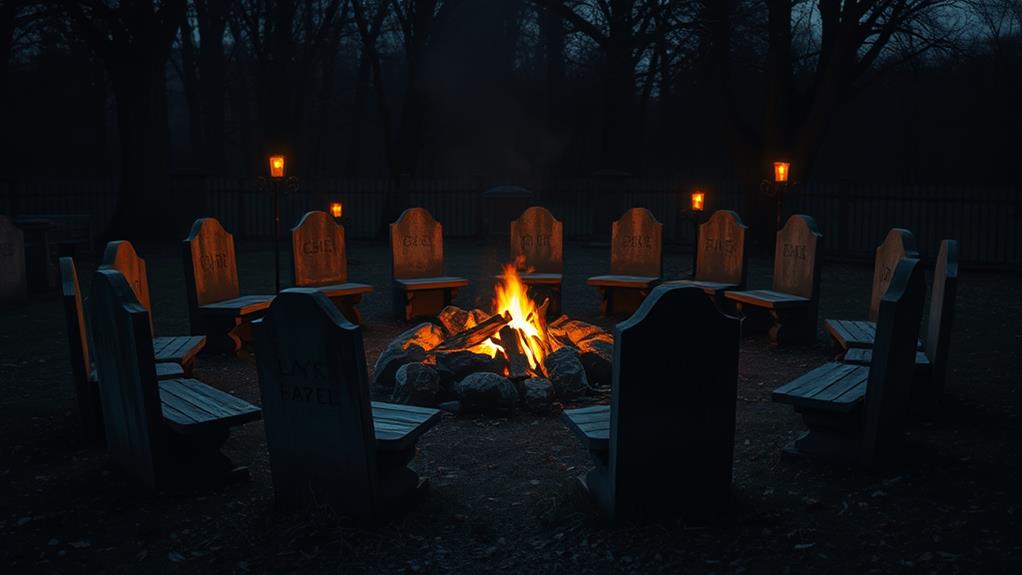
(455, 373, 517, 416)
(372, 343, 426, 389)
(521, 378, 556, 413)
(544, 346, 590, 400)
(392, 363, 440, 407)
(434, 350, 506, 385)
(437, 400, 462, 414)
(577, 338, 613, 387)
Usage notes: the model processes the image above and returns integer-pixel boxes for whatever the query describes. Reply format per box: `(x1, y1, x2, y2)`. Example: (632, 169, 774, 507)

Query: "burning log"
(533, 298, 554, 351)
(432, 312, 509, 353)
(498, 325, 531, 381)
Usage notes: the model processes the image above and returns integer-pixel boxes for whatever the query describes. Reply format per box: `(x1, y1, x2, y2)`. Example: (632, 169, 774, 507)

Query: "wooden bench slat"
(307, 282, 374, 297)
(200, 295, 274, 316)
(772, 362, 868, 412)
(772, 362, 851, 397)
(173, 378, 262, 417)
(371, 401, 441, 451)
(394, 277, 469, 290)
(563, 405, 610, 450)
(155, 363, 184, 380)
(843, 348, 930, 366)
(160, 380, 239, 422)
(520, 273, 562, 284)
(586, 275, 659, 288)
(725, 289, 809, 309)
(665, 279, 738, 294)
(153, 335, 206, 363)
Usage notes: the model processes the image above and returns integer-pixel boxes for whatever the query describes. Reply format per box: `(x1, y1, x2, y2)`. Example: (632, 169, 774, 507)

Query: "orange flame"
(491, 262, 549, 370)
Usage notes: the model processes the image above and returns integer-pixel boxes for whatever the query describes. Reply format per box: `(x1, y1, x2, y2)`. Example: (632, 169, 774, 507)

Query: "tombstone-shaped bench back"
(695, 210, 747, 286)
(183, 217, 240, 313)
(608, 285, 740, 517)
(90, 268, 164, 489)
(102, 240, 155, 334)
(510, 206, 563, 273)
(58, 257, 103, 442)
(291, 211, 350, 287)
(772, 215, 822, 300)
(0, 215, 27, 302)
(869, 229, 919, 322)
(926, 240, 958, 396)
(610, 208, 662, 277)
(861, 257, 925, 468)
(390, 208, 444, 280)
(254, 289, 378, 517)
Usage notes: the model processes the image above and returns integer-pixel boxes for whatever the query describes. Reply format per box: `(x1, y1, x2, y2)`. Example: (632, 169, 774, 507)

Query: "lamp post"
(761, 161, 791, 230)
(329, 201, 343, 222)
(257, 154, 299, 293)
(688, 190, 706, 277)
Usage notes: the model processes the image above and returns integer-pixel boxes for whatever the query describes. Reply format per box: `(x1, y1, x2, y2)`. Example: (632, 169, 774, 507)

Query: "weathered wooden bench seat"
(518, 272, 562, 284)
(255, 288, 442, 521)
(390, 208, 468, 322)
(102, 241, 207, 373)
(561, 285, 739, 521)
(371, 401, 443, 451)
(772, 362, 869, 413)
(771, 257, 926, 468)
(509, 207, 564, 315)
(90, 267, 262, 489)
(183, 218, 274, 354)
(159, 377, 262, 435)
(587, 208, 663, 317)
(198, 294, 274, 316)
(586, 274, 659, 289)
(562, 404, 609, 451)
(290, 211, 375, 324)
(394, 276, 470, 291)
(824, 229, 919, 350)
(667, 210, 748, 300)
(725, 215, 822, 345)
(725, 289, 809, 309)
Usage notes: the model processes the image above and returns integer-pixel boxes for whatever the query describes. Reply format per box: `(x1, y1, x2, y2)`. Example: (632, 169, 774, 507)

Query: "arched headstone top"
(773, 214, 822, 300)
(696, 210, 747, 286)
(89, 267, 163, 488)
(0, 215, 27, 303)
(102, 240, 152, 315)
(291, 211, 349, 287)
(869, 228, 919, 322)
(610, 207, 662, 277)
(510, 206, 563, 273)
(390, 208, 444, 279)
(59, 257, 91, 381)
(183, 217, 240, 307)
(862, 257, 926, 466)
(926, 239, 959, 389)
(608, 284, 739, 515)
(254, 288, 378, 516)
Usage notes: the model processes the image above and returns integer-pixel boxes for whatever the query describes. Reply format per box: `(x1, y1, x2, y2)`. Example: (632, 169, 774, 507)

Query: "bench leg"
(768, 307, 816, 347)
(197, 316, 248, 356)
(398, 289, 449, 322)
(331, 294, 364, 325)
(782, 408, 861, 464)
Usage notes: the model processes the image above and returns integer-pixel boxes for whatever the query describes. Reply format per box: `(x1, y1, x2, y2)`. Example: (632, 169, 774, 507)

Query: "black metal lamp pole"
(687, 191, 705, 278)
(258, 155, 298, 293)
(761, 162, 791, 231)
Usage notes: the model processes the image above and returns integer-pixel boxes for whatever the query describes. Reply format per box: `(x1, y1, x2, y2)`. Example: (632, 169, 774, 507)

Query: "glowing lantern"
(329, 202, 343, 219)
(269, 155, 286, 179)
(691, 191, 705, 212)
(773, 161, 790, 183)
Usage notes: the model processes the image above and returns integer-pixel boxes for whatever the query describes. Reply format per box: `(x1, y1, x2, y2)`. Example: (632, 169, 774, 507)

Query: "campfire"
(437, 262, 560, 379)
(375, 260, 614, 414)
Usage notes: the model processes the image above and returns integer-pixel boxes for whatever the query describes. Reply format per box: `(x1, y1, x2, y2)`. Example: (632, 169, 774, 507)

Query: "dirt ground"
(1, 238, 1019, 574)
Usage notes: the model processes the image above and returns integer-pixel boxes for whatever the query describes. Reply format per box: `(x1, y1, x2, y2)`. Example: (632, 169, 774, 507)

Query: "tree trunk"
(106, 58, 176, 239)
(196, 0, 226, 172)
